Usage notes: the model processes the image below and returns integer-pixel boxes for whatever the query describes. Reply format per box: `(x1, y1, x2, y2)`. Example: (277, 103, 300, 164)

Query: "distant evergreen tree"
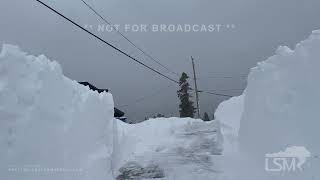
(177, 72, 195, 118)
(212, 112, 215, 120)
(203, 112, 210, 121)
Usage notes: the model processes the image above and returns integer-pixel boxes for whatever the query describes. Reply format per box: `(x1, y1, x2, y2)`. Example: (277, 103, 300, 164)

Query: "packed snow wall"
(215, 95, 244, 153)
(0, 45, 115, 180)
(237, 31, 320, 179)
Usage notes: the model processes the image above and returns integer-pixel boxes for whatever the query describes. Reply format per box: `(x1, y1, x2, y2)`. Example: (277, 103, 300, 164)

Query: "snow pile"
(0, 45, 115, 180)
(239, 30, 320, 157)
(215, 95, 244, 152)
(115, 118, 223, 180)
(211, 30, 320, 179)
(213, 30, 320, 179)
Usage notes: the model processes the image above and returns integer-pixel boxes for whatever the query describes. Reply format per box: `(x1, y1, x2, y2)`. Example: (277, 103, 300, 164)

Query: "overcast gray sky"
(1, 0, 320, 121)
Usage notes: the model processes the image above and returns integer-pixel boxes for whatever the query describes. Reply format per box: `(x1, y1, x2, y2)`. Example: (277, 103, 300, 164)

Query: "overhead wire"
(199, 90, 234, 97)
(33, 0, 179, 84)
(79, 0, 179, 76)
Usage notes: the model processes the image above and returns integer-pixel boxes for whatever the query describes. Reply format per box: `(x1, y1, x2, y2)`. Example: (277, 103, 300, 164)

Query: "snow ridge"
(0, 44, 115, 180)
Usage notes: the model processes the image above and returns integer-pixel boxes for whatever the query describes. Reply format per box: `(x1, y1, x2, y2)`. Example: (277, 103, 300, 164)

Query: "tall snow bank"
(0, 45, 115, 180)
(238, 31, 320, 179)
(215, 95, 244, 152)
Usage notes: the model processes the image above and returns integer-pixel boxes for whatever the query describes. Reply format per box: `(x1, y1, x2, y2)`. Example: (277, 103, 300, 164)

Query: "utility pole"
(191, 56, 200, 118)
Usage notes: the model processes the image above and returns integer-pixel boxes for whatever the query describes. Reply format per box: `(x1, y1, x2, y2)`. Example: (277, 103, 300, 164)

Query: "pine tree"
(177, 72, 195, 118)
(203, 112, 210, 121)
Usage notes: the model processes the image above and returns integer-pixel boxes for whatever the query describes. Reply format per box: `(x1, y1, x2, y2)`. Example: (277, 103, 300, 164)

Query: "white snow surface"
(214, 95, 244, 152)
(239, 30, 320, 159)
(215, 30, 320, 179)
(0, 45, 116, 180)
(115, 117, 224, 179)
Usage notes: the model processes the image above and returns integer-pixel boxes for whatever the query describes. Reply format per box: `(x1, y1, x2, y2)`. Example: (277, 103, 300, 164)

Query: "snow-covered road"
(115, 118, 224, 179)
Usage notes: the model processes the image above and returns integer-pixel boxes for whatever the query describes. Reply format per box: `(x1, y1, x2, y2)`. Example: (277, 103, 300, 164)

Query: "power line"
(198, 90, 234, 98)
(196, 76, 247, 80)
(192, 88, 244, 92)
(79, 0, 179, 76)
(34, 0, 179, 84)
(207, 88, 244, 91)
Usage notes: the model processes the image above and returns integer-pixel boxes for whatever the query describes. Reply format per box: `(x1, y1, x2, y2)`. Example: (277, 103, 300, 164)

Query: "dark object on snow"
(78, 81, 125, 118)
(114, 107, 125, 118)
(117, 162, 165, 180)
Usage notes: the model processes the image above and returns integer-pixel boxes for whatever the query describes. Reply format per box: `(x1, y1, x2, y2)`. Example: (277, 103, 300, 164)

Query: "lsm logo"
(265, 146, 311, 172)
